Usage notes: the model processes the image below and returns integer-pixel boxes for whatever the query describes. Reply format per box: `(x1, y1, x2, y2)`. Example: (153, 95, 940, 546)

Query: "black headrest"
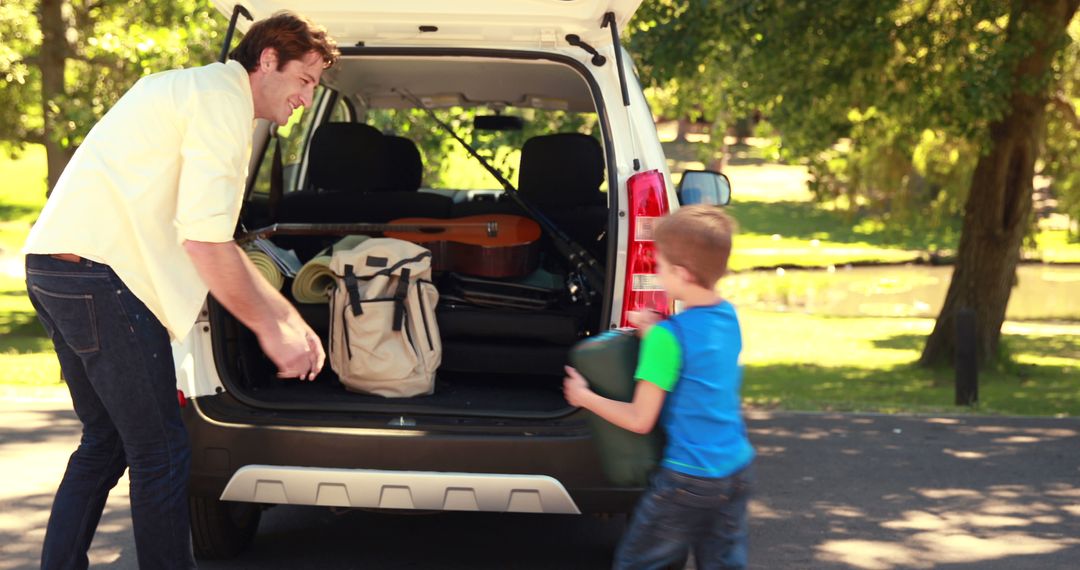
(518, 133, 605, 208)
(308, 123, 385, 192)
(378, 136, 424, 192)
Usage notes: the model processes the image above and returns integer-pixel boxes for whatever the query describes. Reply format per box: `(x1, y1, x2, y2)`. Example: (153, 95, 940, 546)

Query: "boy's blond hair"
(653, 205, 737, 288)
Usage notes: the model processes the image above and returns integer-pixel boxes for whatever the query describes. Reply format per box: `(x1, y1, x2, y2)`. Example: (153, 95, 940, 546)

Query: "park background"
(1, 0, 1079, 416)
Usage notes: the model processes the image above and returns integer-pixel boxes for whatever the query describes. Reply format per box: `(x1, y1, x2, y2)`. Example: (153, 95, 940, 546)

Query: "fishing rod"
(392, 88, 605, 296)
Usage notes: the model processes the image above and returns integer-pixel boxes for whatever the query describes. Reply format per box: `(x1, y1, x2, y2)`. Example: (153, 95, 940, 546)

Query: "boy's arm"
(563, 366, 667, 435)
(563, 323, 681, 434)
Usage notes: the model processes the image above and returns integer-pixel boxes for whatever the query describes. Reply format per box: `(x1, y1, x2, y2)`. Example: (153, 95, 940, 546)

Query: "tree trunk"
(39, 0, 70, 195)
(920, 0, 1080, 368)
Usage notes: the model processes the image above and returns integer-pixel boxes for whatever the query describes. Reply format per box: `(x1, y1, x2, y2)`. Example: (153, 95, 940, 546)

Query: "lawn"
(0, 147, 61, 388)
(740, 308, 1080, 416)
(0, 145, 47, 257)
(0, 273, 60, 387)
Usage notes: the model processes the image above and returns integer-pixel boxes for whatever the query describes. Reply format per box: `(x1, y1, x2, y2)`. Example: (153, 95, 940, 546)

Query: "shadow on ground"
(0, 492, 135, 570)
(3, 406, 1079, 569)
(748, 412, 1080, 569)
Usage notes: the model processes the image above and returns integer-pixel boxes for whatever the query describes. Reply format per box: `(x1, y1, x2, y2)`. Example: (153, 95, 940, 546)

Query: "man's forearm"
(183, 240, 295, 335)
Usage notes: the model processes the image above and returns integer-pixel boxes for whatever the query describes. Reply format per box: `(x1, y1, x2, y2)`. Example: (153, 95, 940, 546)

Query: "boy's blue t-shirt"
(633, 301, 754, 477)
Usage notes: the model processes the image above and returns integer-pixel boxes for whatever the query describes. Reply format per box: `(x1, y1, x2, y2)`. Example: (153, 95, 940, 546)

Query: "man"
(22, 12, 337, 569)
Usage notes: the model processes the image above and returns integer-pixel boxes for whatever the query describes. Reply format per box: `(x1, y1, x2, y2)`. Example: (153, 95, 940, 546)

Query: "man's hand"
(562, 365, 593, 408)
(285, 310, 325, 381)
(183, 239, 326, 381)
(260, 319, 324, 381)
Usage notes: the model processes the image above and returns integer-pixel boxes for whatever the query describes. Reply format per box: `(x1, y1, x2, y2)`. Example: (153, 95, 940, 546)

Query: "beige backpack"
(328, 238, 441, 397)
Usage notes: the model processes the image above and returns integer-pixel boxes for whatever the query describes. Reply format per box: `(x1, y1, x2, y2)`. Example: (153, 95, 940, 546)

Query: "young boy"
(563, 205, 753, 570)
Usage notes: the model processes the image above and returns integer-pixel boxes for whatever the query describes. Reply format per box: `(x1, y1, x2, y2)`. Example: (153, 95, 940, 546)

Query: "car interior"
(214, 54, 616, 418)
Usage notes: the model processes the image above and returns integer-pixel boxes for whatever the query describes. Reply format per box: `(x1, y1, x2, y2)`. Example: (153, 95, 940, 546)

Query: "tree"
(628, 0, 1079, 367)
(0, 0, 225, 193)
(920, 0, 1079, 366)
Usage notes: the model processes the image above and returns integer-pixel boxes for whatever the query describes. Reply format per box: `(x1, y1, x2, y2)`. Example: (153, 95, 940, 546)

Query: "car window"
(250, 86, 350, 197)
(367, 106, 603, 192)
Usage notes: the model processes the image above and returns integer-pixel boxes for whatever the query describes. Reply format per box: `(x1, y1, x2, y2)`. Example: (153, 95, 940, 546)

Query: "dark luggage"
(568, 329, 664, 487)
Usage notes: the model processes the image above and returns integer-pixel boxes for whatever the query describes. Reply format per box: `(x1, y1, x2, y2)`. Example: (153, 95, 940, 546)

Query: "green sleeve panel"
(634, 325, 682, 392)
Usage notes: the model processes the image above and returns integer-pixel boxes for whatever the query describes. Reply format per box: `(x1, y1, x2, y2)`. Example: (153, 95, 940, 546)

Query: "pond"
(724, 263, 1080, 321)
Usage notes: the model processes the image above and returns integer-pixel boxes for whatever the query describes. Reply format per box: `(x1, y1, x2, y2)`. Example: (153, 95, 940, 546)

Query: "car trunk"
(208, 48, 616, 419)
(209, 233, 607, 419)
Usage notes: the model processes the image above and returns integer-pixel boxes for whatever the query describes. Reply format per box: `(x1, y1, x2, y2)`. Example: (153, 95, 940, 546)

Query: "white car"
(177, 0, 731, 558)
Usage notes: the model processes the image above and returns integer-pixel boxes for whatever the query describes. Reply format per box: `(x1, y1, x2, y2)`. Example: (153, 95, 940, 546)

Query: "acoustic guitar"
(239, 214, 542, 278)
(385, 214, 541, 278)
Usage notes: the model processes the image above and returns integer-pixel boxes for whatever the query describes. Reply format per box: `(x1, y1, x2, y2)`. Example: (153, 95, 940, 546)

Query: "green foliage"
(0, 0, 226, 154)
(1043, 19, 1080, 239)
(628, 0, 1078, 234)
(0, 1, 41, 146)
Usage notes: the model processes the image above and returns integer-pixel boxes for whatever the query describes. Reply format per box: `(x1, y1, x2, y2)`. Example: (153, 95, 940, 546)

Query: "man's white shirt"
(24, 60, 256, 340)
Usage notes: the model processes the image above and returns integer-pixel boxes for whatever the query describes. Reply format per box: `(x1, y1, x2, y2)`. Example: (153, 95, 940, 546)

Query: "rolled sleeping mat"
(291, 235, 371, 304)
(244, 248, 285, 290)
(568, 328, 665, 487)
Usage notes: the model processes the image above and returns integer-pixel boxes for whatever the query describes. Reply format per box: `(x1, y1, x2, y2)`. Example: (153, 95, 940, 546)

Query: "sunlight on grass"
(722, 163, 814, 202)
(0, 144, 47, 256)
(731, 234, 920, 270)
(1032, 230, 1080, 263)
(0, 352, 62, 386)
(724, 265, 1080, 321)
(739, 308, 1080, 416)
(0, 274, 59, 385)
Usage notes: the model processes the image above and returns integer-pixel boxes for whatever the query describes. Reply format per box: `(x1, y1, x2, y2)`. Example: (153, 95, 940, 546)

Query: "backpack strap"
(371, 251, 431, 279)
(344, 264, 363, 317)
(392, 268, 411, 332)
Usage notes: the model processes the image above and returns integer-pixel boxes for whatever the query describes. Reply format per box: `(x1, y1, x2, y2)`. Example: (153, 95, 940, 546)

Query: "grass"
(0, 274, 60, 386)
(0, 145, 47, 256)
(1034, 229, 1080, 263)
(740, 309, 1080, 416)
(2, 144, 1078, 417)
(0, 147, 61, 387)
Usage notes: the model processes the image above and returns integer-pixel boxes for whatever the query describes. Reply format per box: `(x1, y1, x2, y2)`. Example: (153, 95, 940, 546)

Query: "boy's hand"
(627, 309, 663, 335)
(562, 366, 592, 408)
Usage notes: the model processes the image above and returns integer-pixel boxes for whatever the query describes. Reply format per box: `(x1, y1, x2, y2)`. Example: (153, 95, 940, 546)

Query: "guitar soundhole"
(418, 227, 446, 234)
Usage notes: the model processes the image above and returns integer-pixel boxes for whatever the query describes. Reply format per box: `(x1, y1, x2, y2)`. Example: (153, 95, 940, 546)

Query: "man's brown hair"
(229, 11, 339, 71)
(653, 205, 737, 288)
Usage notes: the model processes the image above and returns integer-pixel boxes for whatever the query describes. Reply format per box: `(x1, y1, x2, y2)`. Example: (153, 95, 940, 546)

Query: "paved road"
(2, 391, 1079, 569)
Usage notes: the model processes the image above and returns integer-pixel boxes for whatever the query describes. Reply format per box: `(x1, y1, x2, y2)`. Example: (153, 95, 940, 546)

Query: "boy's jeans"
(25, 254, 196, 570)
(614, 465, 752, 570)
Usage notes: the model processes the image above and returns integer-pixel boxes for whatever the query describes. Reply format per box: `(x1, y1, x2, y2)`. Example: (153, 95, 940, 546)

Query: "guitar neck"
(238, 222, 491, 244)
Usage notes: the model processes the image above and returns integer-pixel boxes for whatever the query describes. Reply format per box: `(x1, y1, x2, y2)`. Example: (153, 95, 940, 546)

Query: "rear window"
(368, 106, 603, 192)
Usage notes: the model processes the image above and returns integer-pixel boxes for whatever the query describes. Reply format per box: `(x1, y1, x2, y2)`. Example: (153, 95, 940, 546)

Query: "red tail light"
(177, 389, 187, 408)
(621, 169, 672, 327)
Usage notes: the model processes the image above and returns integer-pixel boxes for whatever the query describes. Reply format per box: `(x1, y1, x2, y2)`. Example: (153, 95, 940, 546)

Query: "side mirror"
(676, 170, 732, 206)
(474, 115, 524, 131)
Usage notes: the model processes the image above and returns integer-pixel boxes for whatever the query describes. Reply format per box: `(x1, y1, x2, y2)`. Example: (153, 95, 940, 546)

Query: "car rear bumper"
(183, 395, 640, 514)
(220, 465, 582, 514)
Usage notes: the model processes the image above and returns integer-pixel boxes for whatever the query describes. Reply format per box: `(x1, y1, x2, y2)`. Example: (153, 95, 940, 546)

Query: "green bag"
(569, 329, 665, 487)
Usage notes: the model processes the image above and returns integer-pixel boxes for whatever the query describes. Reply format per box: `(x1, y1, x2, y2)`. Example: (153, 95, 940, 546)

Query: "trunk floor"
(238, 373, 570, 414)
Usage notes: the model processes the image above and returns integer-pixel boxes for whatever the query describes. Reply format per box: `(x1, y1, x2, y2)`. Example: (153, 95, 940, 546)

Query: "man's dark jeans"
(25, 254, 196, 570)
(613, 465, 752, 570)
